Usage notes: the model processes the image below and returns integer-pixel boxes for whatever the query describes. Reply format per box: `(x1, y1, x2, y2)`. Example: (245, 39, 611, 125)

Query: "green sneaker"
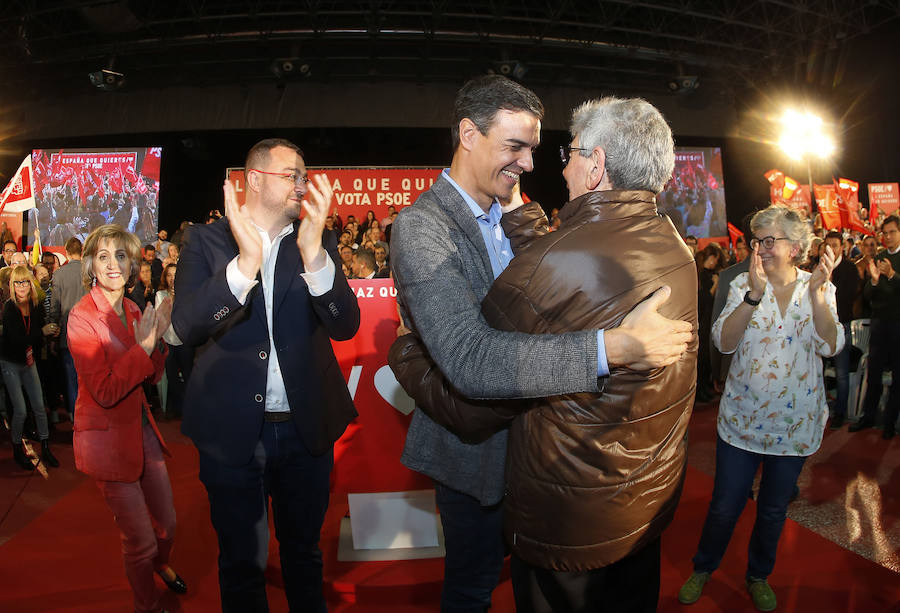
(746, 578, 777, 611)
(677, 571, 710, 604)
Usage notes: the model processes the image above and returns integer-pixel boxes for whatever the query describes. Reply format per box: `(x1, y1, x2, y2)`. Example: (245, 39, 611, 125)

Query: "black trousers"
(860, 318, 900, 428)
(511, 536, 661, 613)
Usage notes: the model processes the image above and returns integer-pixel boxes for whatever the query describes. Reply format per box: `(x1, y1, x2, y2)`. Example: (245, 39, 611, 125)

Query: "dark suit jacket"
(172, 217, 360, 466)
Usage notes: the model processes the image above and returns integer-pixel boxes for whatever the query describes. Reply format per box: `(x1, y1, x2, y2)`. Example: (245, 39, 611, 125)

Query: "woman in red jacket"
(68, 224, 185, 613)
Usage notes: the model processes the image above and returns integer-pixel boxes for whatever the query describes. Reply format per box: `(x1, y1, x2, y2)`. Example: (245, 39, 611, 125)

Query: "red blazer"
(69, 285, 168, 482)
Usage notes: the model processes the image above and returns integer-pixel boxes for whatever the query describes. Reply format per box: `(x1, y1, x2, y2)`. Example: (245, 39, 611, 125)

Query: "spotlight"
(88, 69, 125, 91)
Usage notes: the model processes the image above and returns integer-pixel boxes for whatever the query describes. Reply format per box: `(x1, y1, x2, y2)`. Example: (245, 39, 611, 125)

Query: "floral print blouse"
(712, 269, 845, 457)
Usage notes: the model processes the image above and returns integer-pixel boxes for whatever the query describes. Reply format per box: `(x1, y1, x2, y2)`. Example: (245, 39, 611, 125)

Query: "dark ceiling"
(2, 1, 898, 103)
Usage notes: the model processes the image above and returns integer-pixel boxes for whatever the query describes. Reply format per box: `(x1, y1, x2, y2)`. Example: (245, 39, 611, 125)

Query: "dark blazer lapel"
(432, 176, 494, 282)
(273, 222, 302, 314)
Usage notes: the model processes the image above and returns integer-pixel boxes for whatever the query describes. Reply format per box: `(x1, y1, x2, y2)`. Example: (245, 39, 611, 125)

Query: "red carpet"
(1, 426, 899, 613)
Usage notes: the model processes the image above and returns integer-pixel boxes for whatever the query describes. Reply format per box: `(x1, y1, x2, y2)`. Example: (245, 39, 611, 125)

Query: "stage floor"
(1, 397, 898, 612)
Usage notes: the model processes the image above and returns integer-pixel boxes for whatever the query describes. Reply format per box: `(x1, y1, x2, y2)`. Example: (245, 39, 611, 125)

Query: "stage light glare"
(778, 134, 804, 160)
(777, 108, 834, 161)
(815, 135, 836, 158)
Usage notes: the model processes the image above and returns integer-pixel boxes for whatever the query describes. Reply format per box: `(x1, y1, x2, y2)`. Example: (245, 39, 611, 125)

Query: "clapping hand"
(877, 257, 894, 281)
(223, 180, 262, 280)
(135, 303, 159, 356)
(747, 245, 767, 300)
(810, 244, 841, 294)
(297, 173, 333, 270)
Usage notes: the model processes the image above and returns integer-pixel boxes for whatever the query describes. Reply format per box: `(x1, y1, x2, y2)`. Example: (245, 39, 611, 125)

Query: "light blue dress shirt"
(441, 169, 609, 377)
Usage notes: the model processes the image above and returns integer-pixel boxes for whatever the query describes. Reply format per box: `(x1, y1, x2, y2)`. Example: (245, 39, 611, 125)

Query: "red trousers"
(96, 424, 176, 613)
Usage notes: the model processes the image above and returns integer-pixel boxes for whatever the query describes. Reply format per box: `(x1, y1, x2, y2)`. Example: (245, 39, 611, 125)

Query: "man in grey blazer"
(390, 75, 693, 613)
(49, 236, 87, 420)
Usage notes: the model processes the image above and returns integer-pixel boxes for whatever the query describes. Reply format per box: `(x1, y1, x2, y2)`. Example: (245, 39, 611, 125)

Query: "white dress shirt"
(225, 222, 335, 413)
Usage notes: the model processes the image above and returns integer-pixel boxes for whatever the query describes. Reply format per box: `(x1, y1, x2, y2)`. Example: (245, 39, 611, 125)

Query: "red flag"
(727, 222, 744, 250)
(815, 184, 842, 230)
(124, 163, 139, 185)
(835, 178, 872, 235)
(0, 155, 37, 215)
(141, 147, 162, 182)
(109, 166, 123, 193)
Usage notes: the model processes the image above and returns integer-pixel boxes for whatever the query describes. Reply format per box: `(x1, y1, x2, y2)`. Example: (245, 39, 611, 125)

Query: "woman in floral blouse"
(678, 206, 843, 612)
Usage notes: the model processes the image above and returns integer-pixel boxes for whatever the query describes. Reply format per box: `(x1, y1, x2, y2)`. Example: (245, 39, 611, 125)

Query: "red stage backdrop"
(330, 278, 432, 495)
(226, 167, 442, 218)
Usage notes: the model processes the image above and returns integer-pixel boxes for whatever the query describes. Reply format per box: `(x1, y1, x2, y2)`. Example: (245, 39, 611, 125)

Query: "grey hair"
(750, 206, 812, 266)
(569, 97, 675, 193)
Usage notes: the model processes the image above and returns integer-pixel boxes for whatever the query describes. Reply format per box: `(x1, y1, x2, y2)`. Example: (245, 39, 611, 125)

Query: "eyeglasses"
(13, 280, 31, 286)
(749, 236, 792, 250)
(559, 145, 588, 166)
(250, 169, 311, 187)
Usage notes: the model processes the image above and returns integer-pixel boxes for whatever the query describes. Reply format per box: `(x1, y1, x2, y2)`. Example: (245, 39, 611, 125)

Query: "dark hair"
(882, 215, 900, 232)
(159, 263, 177, 292)
(3, 240, 16, 251)
(684, 235, 698, 242)
(245, 138, 304, 174)
(824, 231, 843, 242)
(353, 248, 376, 272)
(64, 237, 83, 256)
(144, 244, 155, 253)
(698, 242, 728, 272)
(450, 75, 544, 151)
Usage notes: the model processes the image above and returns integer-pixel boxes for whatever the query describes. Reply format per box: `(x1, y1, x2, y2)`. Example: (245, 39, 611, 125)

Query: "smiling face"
(93, 238, 130, 295)
(257, 145, 309, 223)
(12, 277, 32, 304)
(464, 109, 540, 208)
(753, 225, 798, 274)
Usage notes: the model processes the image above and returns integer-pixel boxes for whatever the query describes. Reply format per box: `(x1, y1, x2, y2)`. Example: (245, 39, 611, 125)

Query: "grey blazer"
(49, 259, 88, 348)
(391, 174, 598, 505)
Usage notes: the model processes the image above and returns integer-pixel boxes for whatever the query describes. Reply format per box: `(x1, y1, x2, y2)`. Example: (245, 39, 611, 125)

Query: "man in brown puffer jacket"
(391, 96, 698, 612)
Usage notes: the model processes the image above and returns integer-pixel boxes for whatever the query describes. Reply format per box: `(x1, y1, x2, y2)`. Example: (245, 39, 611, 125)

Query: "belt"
(264, 411, 292, 423)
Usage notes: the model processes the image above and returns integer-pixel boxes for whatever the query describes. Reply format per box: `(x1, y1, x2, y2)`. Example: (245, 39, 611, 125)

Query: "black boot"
(40, 440, 59, 468)
(13, 443, 34, 470)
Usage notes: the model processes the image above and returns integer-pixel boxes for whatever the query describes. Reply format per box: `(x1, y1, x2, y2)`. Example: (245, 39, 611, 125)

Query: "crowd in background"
(0, 224, 191, 471)
(687, 212, 900, 439)
(4, 200, 899, 469)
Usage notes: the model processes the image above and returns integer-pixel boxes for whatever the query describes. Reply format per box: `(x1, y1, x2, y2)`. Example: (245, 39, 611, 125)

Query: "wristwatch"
(743, 291, 761, 307)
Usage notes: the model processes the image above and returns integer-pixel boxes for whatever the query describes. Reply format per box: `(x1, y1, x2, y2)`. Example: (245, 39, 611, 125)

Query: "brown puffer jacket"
(484, 190, 697, 571)
(389, 191, 697, 571)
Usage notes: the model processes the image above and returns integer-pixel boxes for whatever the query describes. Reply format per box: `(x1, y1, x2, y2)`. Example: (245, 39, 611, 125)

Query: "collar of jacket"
(558, 190, 658, 225)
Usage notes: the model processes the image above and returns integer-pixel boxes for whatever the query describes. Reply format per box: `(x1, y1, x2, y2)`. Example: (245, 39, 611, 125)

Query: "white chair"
(847, 319, 871, 419)
(852, 318, 893, 421)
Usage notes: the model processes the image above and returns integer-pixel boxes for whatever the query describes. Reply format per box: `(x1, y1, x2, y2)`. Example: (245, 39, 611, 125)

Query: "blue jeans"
(1, 360, 48, 443)
(434, 481, 505, 613)
(198, 420, 332, 613)
(692, 436, 806, 580)
(61, 346, 78, 416)
(833, 322, 852, 419)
